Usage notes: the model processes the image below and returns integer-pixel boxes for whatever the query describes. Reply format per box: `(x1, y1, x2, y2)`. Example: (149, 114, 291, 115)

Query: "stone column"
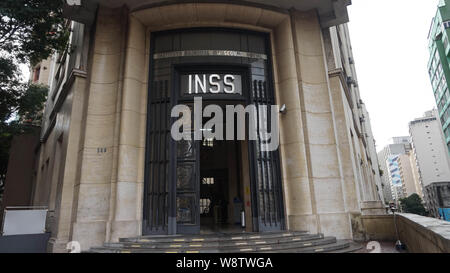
(108, 14, 149, 242)
(71, 7, 127, 250)
(288, 10, 352, 239)
(273, 17, 316, 233)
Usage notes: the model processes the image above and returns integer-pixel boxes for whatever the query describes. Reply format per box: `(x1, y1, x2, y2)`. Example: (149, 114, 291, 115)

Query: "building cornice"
(63, 0, 351, 28)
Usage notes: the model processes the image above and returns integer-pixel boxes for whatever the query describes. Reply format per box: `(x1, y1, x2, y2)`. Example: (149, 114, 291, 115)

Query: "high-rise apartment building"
(409, 151, 424, 198)
(428, 0, 450, 154)
(377, 137, 412, 202)
(409, 109, 450, 217)
(388, 155, 404, 201)
(398, 154, 421, 198)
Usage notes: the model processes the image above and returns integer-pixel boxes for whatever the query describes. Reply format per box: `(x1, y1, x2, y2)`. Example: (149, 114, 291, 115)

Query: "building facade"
(377, 137, 412, 203)
(428, 0, 450, 154)
(31, 0, 385, 252)
(360, 104, 385, 204)
(398, 154, 420, 198)
(408, 150, 424, 198)
(29, 58, 52, 86)
(409, 109, 450, 216)
(388, 155, 404, 201)
(424, 182, 450, 219)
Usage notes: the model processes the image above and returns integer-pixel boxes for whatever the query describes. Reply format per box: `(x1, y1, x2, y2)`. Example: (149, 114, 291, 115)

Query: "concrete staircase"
(88, 231, 362, 253)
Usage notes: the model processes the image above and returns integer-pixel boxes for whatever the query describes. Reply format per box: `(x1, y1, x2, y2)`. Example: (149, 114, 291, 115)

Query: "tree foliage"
(0, 0, 69, 200)
(399, 194, 427, 216)
(0, 0, 68, 65)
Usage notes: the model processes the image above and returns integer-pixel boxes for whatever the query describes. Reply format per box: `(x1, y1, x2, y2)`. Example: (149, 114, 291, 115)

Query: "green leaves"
(0, 0, 67, 126)
(399, 194, 427, 216)
(17, 84, 48, 124)
(0, 0, 67, 192)
(0, 0, 69, 65)
(0, 56, 23, 124)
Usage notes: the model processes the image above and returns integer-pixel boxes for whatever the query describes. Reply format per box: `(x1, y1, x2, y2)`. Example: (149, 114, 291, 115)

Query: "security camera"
(279, 104, 287, 114)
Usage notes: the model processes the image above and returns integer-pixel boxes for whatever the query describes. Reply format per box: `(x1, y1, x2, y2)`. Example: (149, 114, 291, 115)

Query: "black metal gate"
(248, 73, 284, 232)
(143, 78, 171, 235)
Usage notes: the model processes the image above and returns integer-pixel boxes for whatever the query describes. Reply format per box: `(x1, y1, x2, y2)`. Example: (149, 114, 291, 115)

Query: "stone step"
(328, 241, 364, 253)
(103, 234, 325, 252)
(220, 237, 338, 253)
(88, 231, 359, 253)
(108, 233, 322, 250)
(119, 231, 308, 244)
(90, 236, 337, 253)
(282, 241, 351, 253)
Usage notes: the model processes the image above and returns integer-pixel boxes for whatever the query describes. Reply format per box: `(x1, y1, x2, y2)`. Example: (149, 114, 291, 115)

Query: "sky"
(347, 0, 439, 151)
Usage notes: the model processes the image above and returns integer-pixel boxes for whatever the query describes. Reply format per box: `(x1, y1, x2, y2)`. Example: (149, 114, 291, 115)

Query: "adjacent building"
(360, 104, 385, 204)
(29, 58, 52, 86)
(398, 154, 420, 198)
(428, 0, 450, 154)
(377, 137, 412, 203)
(388, 155, 404, 201)
(408, 150, 424, 198)
(29, 0, 385, 252)
(409, 109, 450, 217)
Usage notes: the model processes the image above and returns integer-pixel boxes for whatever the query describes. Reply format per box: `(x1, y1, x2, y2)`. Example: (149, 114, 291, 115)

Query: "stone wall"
(362, 215, 397, 241)
(397, 213, 450, 253)
(362, 213, 450, 253)
(0, 133, 40, 226)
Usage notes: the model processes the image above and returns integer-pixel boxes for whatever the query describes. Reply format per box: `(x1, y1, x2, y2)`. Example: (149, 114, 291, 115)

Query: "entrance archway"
(143, 28, 285, 235)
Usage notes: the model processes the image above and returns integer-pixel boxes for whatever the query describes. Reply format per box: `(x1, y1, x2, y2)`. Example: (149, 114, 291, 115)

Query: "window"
(443, 20, 450, 29)
(200, 198, 211, 214)
(202, 138, 214, 147)
(33, 66, 40, 82)
(202, 177, 215, 185)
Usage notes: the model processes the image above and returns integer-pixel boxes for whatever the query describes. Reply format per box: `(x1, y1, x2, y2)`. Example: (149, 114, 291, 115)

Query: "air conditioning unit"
(346, 76, 358, 87)
(346, 76, 354, 85)
(357, 99, 364, 109)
